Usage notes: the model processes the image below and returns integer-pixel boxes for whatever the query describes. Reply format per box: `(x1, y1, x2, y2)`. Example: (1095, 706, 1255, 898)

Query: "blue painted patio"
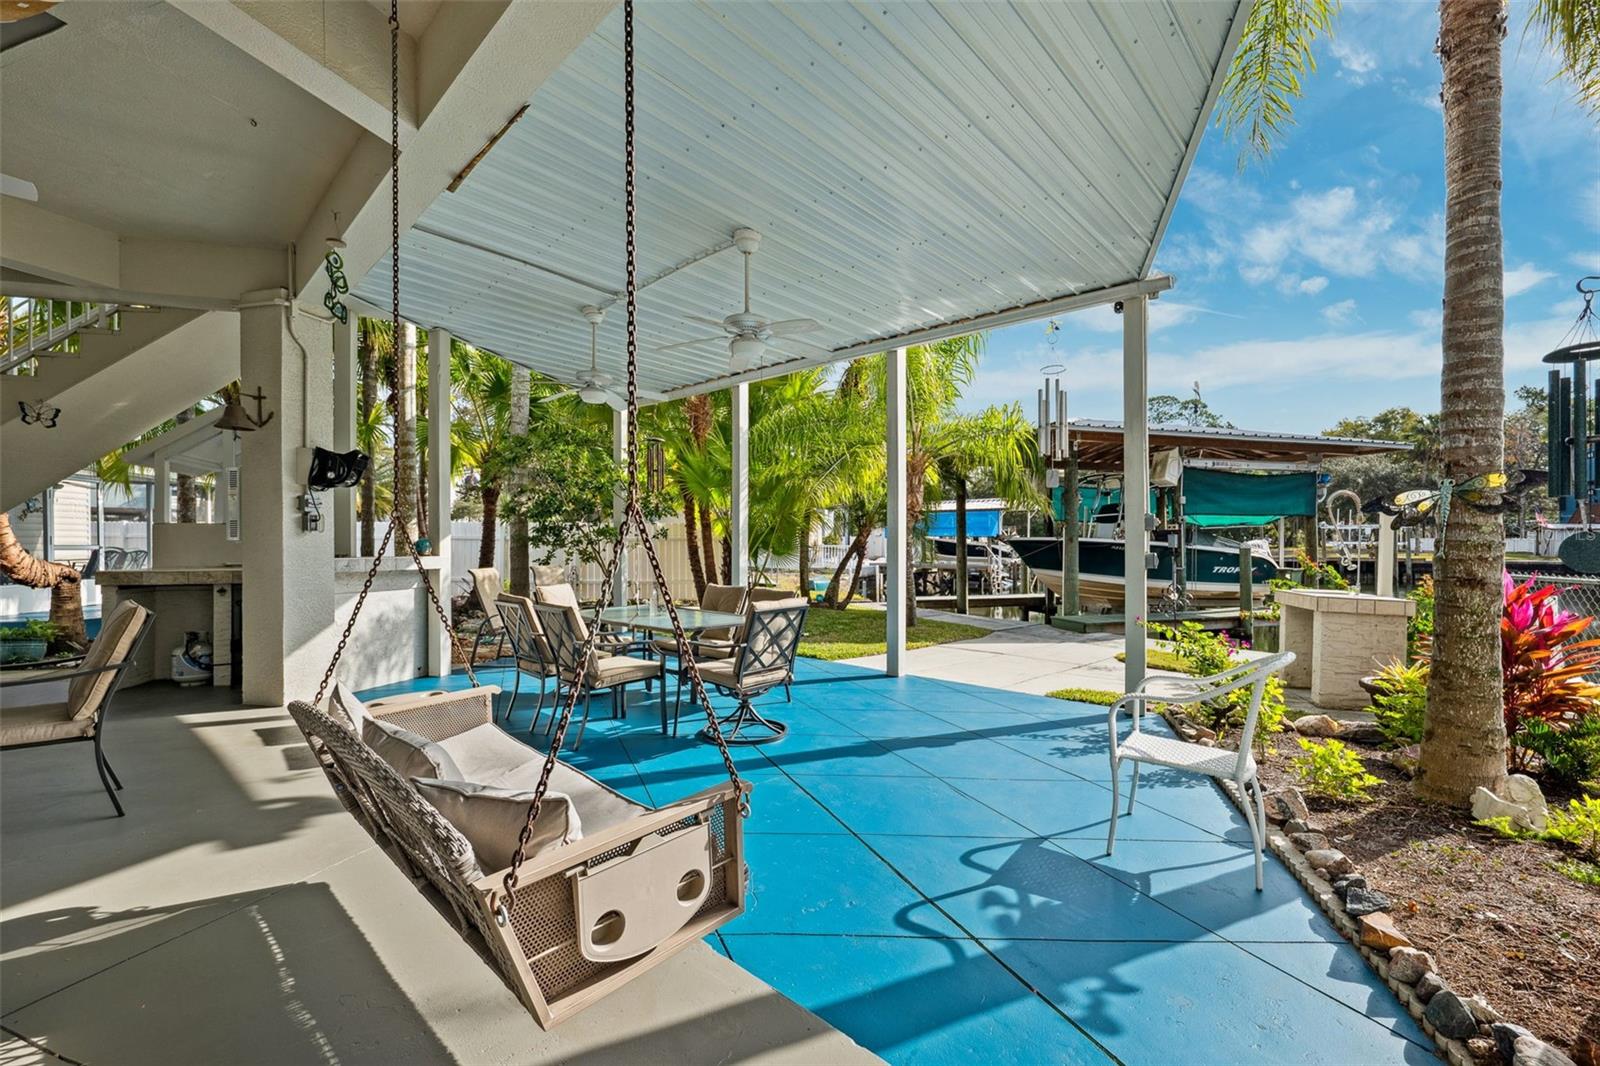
(361, 658, 1437, 1066)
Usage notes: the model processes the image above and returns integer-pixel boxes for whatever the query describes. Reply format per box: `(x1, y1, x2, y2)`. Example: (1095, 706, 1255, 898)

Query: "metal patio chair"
(0, 600, 155, 816)
(675, 599, 808, 744)
(530, 599, 664, 750)
(495, 593, 559, 729)
(467, 567, 510, 665)
(1106, 650, 1295, 891)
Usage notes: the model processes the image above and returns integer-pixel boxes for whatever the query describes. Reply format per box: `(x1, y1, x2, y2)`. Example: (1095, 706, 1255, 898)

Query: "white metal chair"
(1106, 650, 1295, 891)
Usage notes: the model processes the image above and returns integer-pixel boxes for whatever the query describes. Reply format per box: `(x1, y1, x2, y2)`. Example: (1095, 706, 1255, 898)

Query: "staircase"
(0, 296, 122, 374)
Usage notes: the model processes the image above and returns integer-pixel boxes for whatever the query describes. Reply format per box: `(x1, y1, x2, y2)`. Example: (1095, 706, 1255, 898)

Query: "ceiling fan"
(658, 228, 826, 373)
(542, 306, 625, 410)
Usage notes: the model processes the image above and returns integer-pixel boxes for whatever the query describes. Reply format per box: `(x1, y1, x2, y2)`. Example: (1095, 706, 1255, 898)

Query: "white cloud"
(1232, 186, 1441, 287)
(1573, 251, 1600, 271)
(1504, 264, 1555, 298)
(1409, 307, 1443, 330)
(1296, 275, 1329, 295)
(1322, 299, 1360, 325)
(1072, 300, 1237, 336)
(1329, 38, 1379, 85)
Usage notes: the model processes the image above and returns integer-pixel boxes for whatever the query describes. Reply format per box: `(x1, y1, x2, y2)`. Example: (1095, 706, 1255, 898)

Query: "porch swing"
(286, 0, 751, 1030)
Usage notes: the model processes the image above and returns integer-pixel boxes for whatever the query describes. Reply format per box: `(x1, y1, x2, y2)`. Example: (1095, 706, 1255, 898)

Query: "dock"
(913, 592, 1047, 611)
(1048, 606, 1243, 634)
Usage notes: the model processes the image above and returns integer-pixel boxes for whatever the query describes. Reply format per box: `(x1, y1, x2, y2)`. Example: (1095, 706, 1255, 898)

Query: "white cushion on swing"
(413, 779, 581, 872)
(328, 681, 372, 735)
(364, 717, 463, 782)
(436, 722, 650, 835)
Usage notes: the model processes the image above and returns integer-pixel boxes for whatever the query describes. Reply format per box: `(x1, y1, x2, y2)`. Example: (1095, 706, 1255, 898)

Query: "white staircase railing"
(1, 297, 121, 374)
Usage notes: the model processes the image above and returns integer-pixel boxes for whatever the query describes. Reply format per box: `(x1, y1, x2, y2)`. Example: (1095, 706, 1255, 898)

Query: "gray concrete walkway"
(0, 681, 877, 1066)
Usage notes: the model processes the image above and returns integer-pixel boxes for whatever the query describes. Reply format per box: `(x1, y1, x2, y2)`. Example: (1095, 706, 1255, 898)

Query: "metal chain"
(494, 0, 746, 924)
(312, 0, 474, 704)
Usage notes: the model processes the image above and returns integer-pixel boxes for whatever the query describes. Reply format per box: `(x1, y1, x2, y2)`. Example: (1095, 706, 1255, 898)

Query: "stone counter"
(97, 569, 242, 687)
(1277, 588, 1414, 710)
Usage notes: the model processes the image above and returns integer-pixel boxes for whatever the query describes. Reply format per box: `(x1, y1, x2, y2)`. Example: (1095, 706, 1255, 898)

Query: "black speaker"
(306, 447, 369, 490)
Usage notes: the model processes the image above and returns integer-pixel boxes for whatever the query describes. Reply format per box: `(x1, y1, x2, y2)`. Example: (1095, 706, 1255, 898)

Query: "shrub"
(1046, 687, 1118, 706)
(1501, 572, 1600, 772)
(1294, 548, 1350, 591)
(1291, 738, 1381, 801)
(1371, 659, 1429, 745)
(1407, 576, 1435, 651)
(0, 619, 59, 642)
(1515, 716, 1600, 788)
(1147, 621, 1287, 742)
(1544, 796, 1600, 860)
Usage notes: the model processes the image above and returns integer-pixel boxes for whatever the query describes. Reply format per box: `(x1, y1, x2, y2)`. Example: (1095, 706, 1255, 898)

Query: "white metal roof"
(354, 0, 1244, 399)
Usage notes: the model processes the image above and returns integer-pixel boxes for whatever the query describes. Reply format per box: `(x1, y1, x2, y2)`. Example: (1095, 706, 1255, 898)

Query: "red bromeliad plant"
(1502, 572, 1600, 770)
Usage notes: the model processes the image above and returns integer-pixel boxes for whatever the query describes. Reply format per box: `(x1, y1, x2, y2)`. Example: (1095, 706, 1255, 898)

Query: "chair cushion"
(699, 659, 788, 693)
(535, 583, 580, 610)
(0, 702, 95, 746)
(413, 779, 581, 872)
(68, 600, 148, 719)
(588, 655, 660, 686)
(328, 681, 372, 735)
(1118, 730, 1252, 779)
(470, 568, 504, 625)
(532, 564, 566, 587)
(650, 637, 734, 659)
(363, 717, 464, 781)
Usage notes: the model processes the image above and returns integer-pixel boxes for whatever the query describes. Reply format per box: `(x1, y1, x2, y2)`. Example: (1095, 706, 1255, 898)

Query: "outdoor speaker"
(306, 447, 369, 490)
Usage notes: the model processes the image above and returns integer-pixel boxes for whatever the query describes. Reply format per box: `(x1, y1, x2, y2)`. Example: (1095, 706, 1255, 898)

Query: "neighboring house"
(0, 473, 156, 623)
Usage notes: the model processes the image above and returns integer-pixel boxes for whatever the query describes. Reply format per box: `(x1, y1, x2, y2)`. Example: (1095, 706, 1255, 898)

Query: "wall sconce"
(217, 387, 274, 433)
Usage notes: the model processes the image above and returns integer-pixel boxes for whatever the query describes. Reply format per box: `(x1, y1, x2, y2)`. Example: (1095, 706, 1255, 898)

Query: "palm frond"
(1217, 0, 1340, 165)
(1526, 0, 1600, 116)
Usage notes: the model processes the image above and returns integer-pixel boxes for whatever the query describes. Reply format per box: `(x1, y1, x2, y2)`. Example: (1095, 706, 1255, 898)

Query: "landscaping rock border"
(1217, 781, 1575, 1066)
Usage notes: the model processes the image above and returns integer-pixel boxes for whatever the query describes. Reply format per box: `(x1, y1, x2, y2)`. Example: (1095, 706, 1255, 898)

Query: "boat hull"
(1005, 536, 1277, 608)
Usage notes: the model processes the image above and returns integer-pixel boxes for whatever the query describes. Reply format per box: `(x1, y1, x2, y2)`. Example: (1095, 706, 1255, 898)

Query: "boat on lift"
(1005, 532, 1278, 609)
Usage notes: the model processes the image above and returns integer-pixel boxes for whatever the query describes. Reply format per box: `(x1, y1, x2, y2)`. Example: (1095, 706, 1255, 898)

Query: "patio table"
(589, 605, 753, 739)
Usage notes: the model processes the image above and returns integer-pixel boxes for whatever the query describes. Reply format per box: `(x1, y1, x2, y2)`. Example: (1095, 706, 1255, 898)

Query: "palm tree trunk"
(174, 408, 197, 522)
(721, 535, 732, 589)
(700, 510, 720, 585)
(682, 488, 708, 599)
(392, 323, 418, 552)
(1418, 0, 1509, 806)
(479, 481, 501, 570)
(358, 324, 378, 557)
(508, 366, 531, 595)
(798, 513, 811, 599)
(906, 458, 928, 627)
(0, 513, 87, 651)
(825, 524, 872, 608)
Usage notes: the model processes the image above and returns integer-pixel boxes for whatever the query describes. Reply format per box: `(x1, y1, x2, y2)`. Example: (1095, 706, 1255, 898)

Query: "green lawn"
(797, 605, 990, 661)
(1113, 647, 1189, 673)
(1049, 645, 1195, 706)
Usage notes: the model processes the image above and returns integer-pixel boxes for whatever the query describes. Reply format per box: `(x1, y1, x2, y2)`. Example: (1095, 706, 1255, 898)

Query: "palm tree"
(507, 365, 532, 594)
(1218, 0, 1595, 804)
(357, 317, 390, 556)
(450, 341, 515, 568)
(392, 323, 418, 551)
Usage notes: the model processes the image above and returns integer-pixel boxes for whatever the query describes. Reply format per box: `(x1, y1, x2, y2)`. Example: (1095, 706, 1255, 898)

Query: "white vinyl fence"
(449, 517, 699, 604)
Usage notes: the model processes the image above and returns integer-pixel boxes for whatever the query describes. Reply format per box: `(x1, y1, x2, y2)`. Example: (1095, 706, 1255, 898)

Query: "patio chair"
(673, 599, 807, 744)
(0, 599, 154, 816)
(534, 582, 635, 652)
(530, 599, 664, 749)
(1106, 650, 1295, 891)
(467, 567, 510, 665)
(648, 582, 746, 663)
(495, 593, 560, 729)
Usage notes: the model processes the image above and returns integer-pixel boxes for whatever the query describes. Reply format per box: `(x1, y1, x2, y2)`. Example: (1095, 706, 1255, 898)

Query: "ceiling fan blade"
(539, 388, 575, 403)
(604, 391, 627, 411)
(657, 335, 726, 353)
(683, 315, 731, 331)
(767, 336, 836, 357)
(766, 318, 821, 336)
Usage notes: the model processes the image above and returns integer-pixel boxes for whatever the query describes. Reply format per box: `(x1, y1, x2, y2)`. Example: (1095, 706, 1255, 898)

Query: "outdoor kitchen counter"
(96, 568, 242, 687)
(1276, 588, 1415, 710)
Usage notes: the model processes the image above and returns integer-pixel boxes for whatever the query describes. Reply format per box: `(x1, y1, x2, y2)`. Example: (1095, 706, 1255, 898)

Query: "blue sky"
(962, 1, 1600, 432)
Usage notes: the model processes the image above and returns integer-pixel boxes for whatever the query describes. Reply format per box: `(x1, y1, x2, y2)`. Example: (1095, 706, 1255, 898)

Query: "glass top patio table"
(591, 605, 747, 634)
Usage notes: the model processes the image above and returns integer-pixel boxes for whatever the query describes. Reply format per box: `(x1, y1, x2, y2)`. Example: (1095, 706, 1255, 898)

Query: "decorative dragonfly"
(1363, 470, 1540, 528)
(17, 399, 60, 428)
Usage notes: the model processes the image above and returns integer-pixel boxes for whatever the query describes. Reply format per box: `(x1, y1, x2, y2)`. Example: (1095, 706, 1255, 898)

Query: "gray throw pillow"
(363, 717, 463, 782)
(329, 681, 371, 734)
(412, 779, 582, 872)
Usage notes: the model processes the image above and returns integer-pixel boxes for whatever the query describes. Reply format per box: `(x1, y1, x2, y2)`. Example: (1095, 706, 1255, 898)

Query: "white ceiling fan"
(542, 306, 625, 410)
(657, 228, 826, 373)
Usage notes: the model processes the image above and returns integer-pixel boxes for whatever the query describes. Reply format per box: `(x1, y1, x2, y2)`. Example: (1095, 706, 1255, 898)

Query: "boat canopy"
(924, 500, 1005, 538)
(1052, 468, 1317, 528)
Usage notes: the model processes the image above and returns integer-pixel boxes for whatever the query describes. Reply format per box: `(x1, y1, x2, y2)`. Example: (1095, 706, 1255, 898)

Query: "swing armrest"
(368, 686, 501, 743)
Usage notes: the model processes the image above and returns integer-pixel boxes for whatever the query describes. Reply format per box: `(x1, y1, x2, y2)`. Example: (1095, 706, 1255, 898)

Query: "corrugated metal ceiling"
(354, 0, 1243, 398)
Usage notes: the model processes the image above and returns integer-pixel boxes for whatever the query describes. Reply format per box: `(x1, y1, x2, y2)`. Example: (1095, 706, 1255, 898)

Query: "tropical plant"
(0, 619, 60, 642)
(1294, 547, 1349, 590)
(1372, 658, 1430, 746)
(1544, 795, 1600, 860)
(1217, 0, 1597, 804)
(1516, 716, 1600, 787)
(1500, 572, 1600, 770)
(1292, 737, 1382, 802)
(1149, 620, 1287, 740)
(1408, 575, 1436, 650)
(449, 340, 516, 568)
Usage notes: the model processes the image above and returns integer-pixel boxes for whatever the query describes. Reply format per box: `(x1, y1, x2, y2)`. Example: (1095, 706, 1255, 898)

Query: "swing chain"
(495, 0, 747, 921)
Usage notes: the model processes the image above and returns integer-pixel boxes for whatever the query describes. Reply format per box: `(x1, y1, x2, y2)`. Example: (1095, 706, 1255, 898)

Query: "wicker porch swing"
(287, 0, 751, 1029)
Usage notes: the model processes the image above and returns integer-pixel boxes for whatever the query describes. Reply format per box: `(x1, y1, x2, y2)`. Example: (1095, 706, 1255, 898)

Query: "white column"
(730, 382, 750, 586)
(886, 346, 908, 677)
(612, 406, 628, 606)
(1122, 296, 1150, 693)
(239, 289, 335, 706)
(153, 460, 172, 524)
(1376, 511, 1397, 598)
(332, 313, 357, 558)
(426, 326, 453, 676)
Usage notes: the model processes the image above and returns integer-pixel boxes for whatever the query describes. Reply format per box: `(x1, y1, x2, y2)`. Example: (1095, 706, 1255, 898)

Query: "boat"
(1005, 534, 1279, 609)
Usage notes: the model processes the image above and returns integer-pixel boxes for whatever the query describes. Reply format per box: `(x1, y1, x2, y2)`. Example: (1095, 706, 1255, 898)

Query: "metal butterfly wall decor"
(17, 399, 60, 428)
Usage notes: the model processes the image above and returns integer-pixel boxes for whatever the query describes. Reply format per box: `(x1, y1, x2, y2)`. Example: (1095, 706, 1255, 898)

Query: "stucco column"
(332, 312, 356, 558)
(730, 381, 750, 586)
(612, 406, 628, 606)
(1122, 295, 1150, 693)
(886, 346, 908, 677)
(426, 326, 453, 676)
(239, 289, 335, 706)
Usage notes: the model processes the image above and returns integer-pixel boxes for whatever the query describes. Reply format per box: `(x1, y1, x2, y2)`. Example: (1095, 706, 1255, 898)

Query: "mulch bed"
(1255, 741, 1599, 1061)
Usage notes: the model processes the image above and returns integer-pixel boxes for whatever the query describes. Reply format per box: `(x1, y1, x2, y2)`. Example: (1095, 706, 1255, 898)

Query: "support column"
(332, 312, 357, 558)
(886, 346, 908, 677)
(239, 289, 335, 706)
(426, 326, 453, 676)
(1376, 511, 1397, 598)
(612, 406, 628, 606)
(730, 382, 750, 586)
(153, 460, 172, 524)
(1122, 296, 1150, 693)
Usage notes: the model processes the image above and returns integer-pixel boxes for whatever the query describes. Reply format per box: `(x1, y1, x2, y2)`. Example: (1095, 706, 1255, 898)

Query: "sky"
(961, 1, 1600, 432)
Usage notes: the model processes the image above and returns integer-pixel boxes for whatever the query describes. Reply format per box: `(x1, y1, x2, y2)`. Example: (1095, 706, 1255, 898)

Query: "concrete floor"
(0, 680, 877, 1066)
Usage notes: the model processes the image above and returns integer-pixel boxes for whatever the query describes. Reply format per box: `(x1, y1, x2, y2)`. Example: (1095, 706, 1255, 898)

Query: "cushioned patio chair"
(673, 599, 807, 743)
(466, 567, 509, 665)
(531, 599, 664, 749)
(0, 600, 154, 816)
(495, 593, 560, 729)
(1106, 650, 1295, 890)
(648, 583, 746, 663)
